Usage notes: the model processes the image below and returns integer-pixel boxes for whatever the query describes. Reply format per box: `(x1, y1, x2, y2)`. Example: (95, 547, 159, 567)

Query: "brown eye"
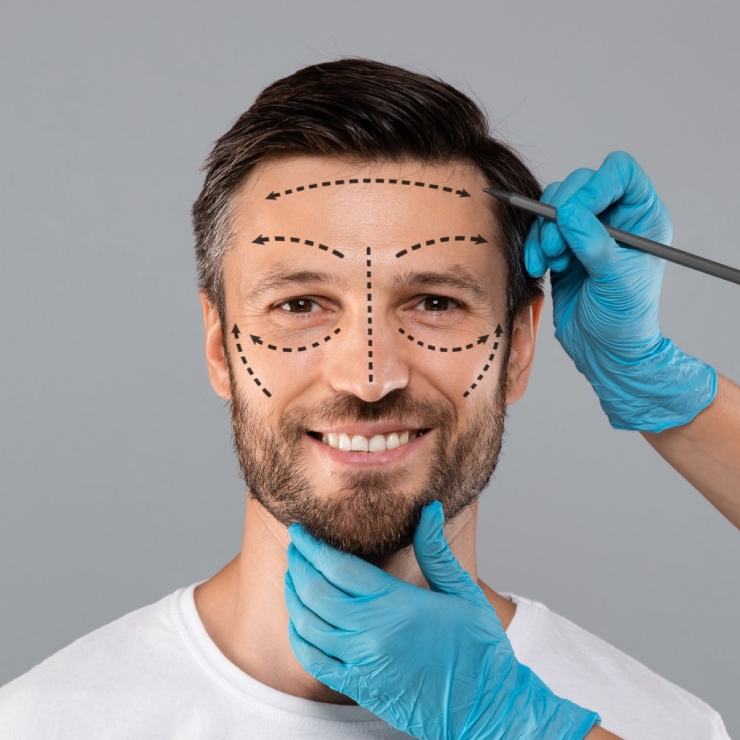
(279, 298, 317, 313)
(414, 296, 460, 311)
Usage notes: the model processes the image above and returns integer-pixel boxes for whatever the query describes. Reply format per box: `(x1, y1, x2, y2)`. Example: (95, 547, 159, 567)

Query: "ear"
(200, 291, 231, 401)
(505, 292, 545, 405)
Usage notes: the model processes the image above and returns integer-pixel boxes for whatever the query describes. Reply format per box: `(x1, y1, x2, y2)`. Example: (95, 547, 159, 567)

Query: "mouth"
(307, 428, 432, 453)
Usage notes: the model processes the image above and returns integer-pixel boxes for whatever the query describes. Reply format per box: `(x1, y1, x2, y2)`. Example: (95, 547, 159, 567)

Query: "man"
(0, 58, 732, 739)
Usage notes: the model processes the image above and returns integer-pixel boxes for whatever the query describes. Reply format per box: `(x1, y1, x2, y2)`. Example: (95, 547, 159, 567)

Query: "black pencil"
(483, 189, 740, 287)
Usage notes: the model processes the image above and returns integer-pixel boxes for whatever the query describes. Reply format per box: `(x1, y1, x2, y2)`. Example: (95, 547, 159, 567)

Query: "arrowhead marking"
(477, 335, 489, 344)
(265, 191, 280, 200)
(252, 234, 269, 245)
(494, 324, 503, 337)
(231, 324, 240, 339)
(457, 189, 471, 198)
(472, 234, 488, 244)
(250, 334, 263, 344)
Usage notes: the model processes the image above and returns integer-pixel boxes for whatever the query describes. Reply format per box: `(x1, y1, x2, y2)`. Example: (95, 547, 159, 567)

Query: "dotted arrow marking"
(265, 179, 471, 201)
(232, 325, 272, 398)
(397, 328, 489, 352)
(252, 235, 345, 259)
(367, 246, 373, 383)
(248, 327, 341, 352)
(395, 234, 488, 258)
(462, 325, 503, 397)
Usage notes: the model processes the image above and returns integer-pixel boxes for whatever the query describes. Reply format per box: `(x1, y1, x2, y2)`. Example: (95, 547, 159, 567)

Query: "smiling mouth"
(307, 429, 431, 452)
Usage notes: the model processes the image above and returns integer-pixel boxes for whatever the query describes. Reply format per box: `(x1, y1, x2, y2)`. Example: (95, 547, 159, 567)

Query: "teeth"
(318, 429, 423, 452)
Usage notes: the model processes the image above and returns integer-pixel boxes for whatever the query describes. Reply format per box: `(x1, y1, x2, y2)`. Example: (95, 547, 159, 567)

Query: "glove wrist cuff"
(463, 660, 601, 740)
(595, 338, 718, 433)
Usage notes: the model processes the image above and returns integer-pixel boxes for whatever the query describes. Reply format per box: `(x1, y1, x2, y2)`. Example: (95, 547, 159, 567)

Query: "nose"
(326, 304, 410, 402)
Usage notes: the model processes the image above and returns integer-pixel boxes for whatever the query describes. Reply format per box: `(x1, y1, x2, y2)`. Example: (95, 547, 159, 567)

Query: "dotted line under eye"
(367, 246, 373, 384)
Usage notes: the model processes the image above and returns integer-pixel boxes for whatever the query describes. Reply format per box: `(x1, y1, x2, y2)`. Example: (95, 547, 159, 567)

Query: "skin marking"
(248, 327, 341, 352)
(367, 246, 373, 383)
(252, 185, 505, 399)
(396, 234, 502, 398)
(264, 180, 471, 201)
(462, 328, 502, 397)
(397, 327, 491, 352)
(231, 324, 272, 398)
(462, 349, 496, 398)
(252, 234, 344, 259)
(236, 230, 350, 398)
(395, 234, 487, 258)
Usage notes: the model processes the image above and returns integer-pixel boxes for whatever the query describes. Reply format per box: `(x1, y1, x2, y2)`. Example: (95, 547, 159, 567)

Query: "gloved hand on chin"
(524, 150, 717, 433)
(285, 500, 601, 740)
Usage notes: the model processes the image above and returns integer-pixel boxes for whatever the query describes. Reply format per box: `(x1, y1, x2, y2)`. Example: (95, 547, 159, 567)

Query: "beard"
(225, 346, 509, 562)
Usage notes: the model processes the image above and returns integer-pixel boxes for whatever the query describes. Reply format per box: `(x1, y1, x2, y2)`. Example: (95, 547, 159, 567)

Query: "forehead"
(233, 155, 498, 237)
(226, 155, 505, 281)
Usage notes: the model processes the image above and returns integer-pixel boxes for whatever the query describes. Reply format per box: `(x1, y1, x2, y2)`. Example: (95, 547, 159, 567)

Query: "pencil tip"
(482, 189, 511, 203)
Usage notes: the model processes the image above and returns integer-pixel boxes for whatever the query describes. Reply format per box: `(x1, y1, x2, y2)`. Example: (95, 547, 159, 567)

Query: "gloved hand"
(284, 500, 601, 740)
(523, 150, 717, 432)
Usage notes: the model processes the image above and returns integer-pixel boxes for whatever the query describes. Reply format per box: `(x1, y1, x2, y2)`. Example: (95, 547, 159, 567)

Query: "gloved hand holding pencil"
(519, 151, 717, 433)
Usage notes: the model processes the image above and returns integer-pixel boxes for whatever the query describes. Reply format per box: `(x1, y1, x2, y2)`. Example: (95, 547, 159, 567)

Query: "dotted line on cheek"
(236, 347, 272, 398)
(367, 246, 373, 384)
(462, 342, 499, 398)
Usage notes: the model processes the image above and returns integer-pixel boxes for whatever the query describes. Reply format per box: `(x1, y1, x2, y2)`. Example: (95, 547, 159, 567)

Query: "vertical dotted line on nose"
(366, 246, 373, 383)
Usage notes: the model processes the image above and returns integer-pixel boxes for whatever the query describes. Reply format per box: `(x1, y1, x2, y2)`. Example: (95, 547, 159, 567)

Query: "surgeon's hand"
(524, 151, 716, 432)
(284, 500, 601, 740)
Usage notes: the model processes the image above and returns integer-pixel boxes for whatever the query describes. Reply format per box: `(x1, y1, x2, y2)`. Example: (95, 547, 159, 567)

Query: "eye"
(412, 295, 462, 312)
(277, 297, 321, 314)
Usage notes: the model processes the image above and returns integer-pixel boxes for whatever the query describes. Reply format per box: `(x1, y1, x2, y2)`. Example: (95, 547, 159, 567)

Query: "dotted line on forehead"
(265, 179, 472, 201)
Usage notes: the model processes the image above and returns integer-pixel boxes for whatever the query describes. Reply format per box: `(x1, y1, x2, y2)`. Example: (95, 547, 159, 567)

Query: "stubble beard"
(225, 345, 509, 561)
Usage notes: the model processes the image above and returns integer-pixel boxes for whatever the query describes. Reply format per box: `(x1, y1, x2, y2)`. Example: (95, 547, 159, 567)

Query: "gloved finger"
(288, 523, 393, 597)
(287, 566, 380, 669)
(539, 168, 595, 267)
(287, 544, 365, 631)
(524, 180, 563, 277)
(287, 616, 348, 690)
(555, 201, 621, 280)
(524, 217, 547, 277)
(284, 568, 351, 661)
(565, 150, 654, 216)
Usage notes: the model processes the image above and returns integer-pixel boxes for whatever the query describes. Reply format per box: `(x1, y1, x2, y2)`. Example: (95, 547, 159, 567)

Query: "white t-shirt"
(0, 580, 729, 739)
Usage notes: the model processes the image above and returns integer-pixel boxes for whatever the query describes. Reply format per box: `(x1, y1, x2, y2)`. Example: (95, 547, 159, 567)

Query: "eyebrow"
(246, 264, 490, 303)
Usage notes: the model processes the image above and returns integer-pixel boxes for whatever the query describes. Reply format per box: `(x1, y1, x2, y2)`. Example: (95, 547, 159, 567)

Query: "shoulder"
(502, 592, 729, 739)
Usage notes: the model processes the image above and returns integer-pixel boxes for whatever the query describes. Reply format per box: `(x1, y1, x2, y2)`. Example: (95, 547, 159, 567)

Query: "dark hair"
(192, 57, 543, 333)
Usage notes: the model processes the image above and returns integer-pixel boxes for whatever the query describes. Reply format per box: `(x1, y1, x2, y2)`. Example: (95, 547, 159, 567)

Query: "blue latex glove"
(285, 500, 601, 740)
(524, 150, 717, 432)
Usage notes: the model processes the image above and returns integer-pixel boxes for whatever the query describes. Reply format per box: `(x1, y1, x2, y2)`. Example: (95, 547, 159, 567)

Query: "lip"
(305, 428, 432, 466)
(310, 422, 429, 436)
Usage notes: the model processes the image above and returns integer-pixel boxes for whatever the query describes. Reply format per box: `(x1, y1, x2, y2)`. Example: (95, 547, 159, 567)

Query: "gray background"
(1, 0, 738, 735)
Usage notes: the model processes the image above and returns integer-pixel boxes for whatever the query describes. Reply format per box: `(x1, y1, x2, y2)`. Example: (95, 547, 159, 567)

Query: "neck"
(194, 494, 515, 704)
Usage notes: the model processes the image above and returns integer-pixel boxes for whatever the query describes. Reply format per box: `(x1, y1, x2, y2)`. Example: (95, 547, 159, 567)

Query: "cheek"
(409, 339, 503, 401)
(230, 338, 326, 401)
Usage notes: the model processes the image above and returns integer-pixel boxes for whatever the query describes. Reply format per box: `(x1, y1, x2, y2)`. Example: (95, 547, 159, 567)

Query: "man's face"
(207, 156, 536, 561)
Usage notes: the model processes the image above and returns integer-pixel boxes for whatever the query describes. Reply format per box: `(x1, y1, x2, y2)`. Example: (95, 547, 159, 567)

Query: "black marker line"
(265, 181, 471, 200)
(252, 234, 344, 259)
(395, 234, 487, 258)
(397, 327, 489, 352)
(367, 246, 373, 383)
(249, 327, 341, 352)
(462, 325, 503, 398)
(232, 324, 272, 398)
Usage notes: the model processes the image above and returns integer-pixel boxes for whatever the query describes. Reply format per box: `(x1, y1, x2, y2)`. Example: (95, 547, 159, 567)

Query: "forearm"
(585, 725, 622, 739)
(641, 373, 740, 529)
